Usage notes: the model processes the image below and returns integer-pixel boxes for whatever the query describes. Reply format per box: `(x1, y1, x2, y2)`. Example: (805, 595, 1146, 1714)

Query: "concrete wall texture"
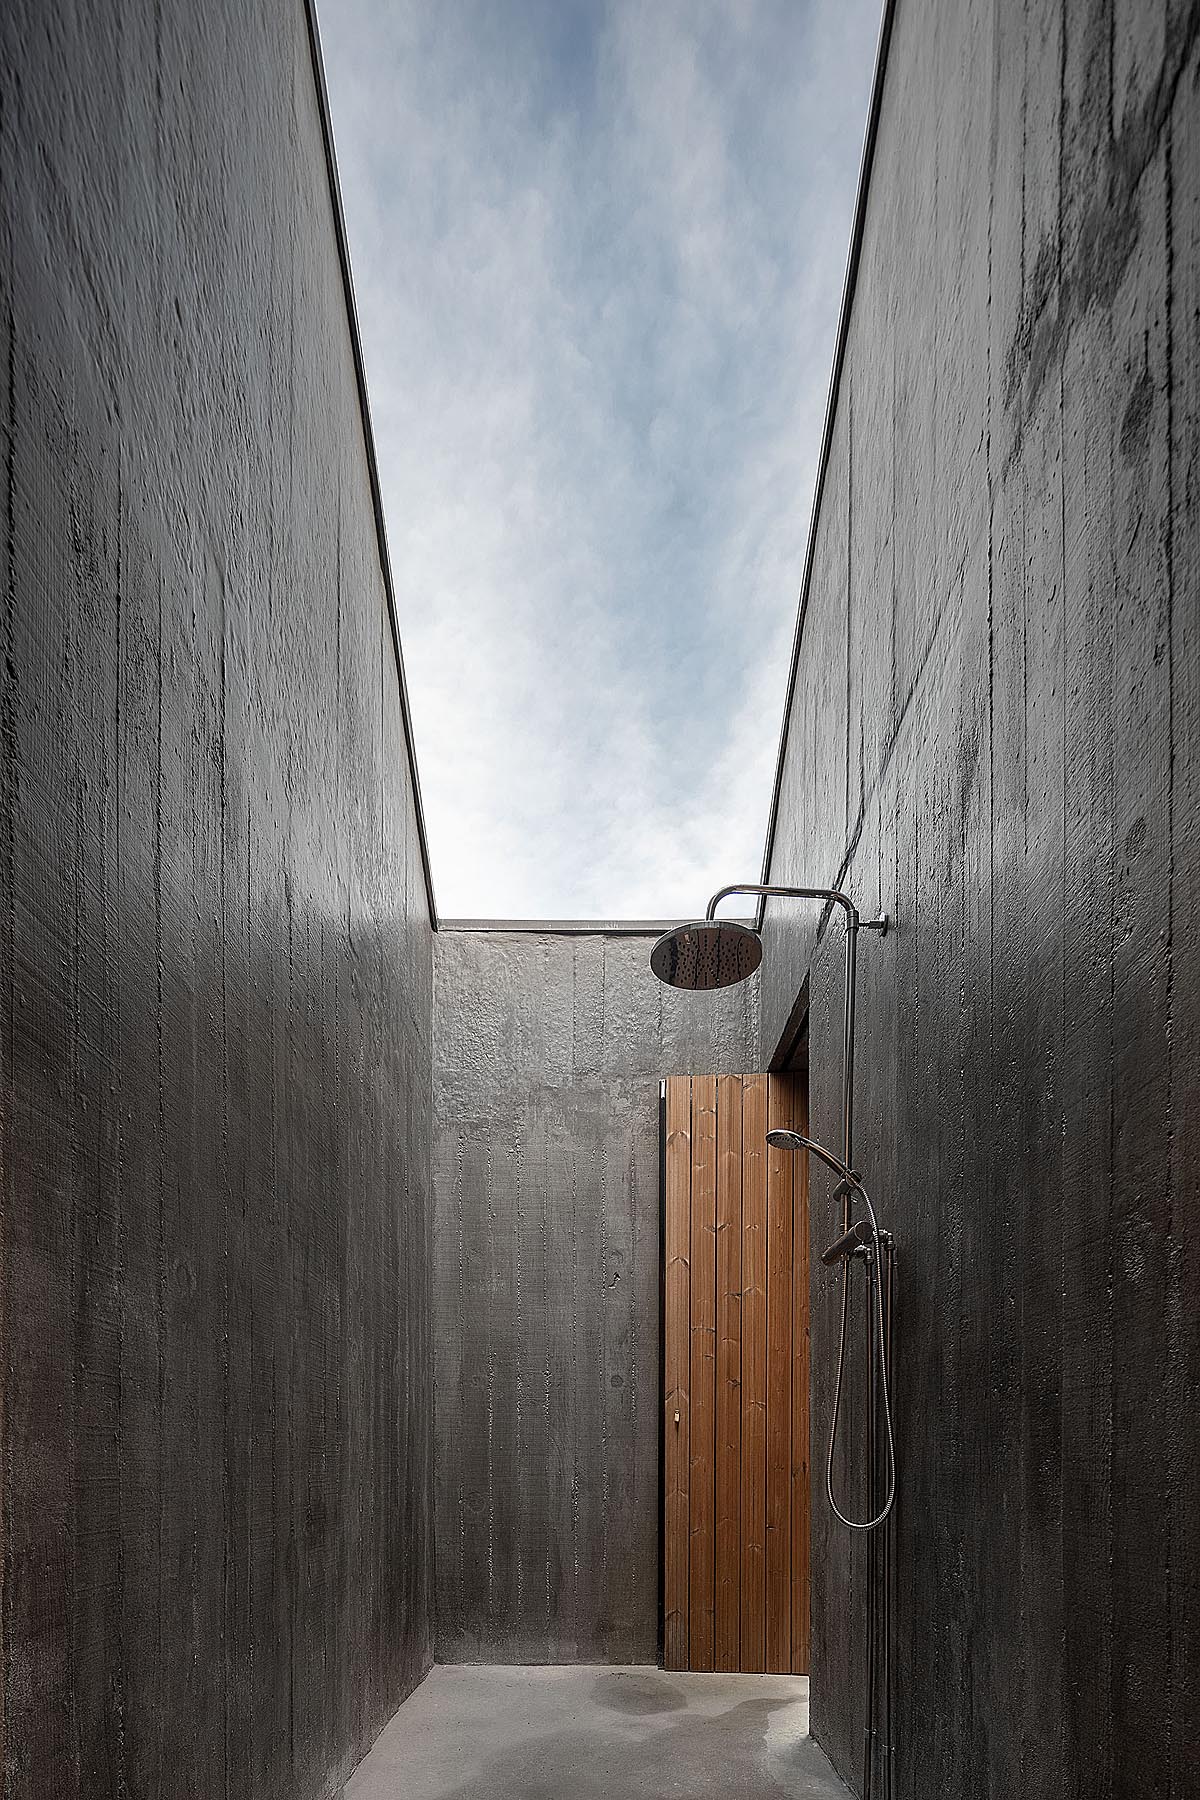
(432, 930, 758, 1665)
(0, 5, 434, 1798)
(5, 0, 1199, 1795)
(756, 1, 1200, 1795)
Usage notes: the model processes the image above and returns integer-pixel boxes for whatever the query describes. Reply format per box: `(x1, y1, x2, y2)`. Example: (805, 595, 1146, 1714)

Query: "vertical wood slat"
(739, 1073, 768, 1671)
(665, 1070, 809, 1675)
(687, 1076, 718, 1670)
(765, 1075, 795, 1672)
(714, 1076, 743, 1670)
(663, 1078, 692, 1670)
(791, 1076, 811, 1673)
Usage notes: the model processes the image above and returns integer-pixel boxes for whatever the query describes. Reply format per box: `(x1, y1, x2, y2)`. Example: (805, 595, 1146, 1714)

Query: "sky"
(319, 0, 881, 919)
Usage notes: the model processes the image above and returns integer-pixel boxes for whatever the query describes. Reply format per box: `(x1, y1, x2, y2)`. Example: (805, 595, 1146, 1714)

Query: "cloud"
(318, 0, 881, 917)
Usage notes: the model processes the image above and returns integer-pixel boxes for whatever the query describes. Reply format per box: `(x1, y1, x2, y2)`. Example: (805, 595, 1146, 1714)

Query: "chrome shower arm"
(706, 882, 886, 1172)
(704, 881, 859, 925)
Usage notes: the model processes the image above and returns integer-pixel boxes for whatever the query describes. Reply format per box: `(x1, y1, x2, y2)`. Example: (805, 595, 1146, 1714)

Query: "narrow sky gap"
(319, 0, 881, 918)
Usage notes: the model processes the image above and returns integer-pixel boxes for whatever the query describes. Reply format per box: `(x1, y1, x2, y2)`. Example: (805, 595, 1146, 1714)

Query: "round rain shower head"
(649, 918, 763, 991)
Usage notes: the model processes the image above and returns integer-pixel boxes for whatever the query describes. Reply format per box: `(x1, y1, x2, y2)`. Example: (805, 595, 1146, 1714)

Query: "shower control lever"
(820, 1219, 875, 1265)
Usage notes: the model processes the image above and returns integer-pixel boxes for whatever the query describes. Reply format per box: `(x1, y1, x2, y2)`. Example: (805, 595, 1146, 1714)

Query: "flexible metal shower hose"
(825, 1179, 897, 1532)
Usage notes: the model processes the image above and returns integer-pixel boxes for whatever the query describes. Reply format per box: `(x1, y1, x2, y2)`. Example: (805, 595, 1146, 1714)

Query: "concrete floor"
(344, 1664, 851, 1800)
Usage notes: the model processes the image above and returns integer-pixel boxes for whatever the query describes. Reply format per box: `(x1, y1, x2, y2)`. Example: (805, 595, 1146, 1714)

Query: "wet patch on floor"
(591, 1670, 687, 1714)
(345, 1664, 850, 1800)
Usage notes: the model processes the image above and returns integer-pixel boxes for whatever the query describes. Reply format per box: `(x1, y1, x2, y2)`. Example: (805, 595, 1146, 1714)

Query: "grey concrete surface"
(0, 4, 433, 1797)
(433, 930, 759, 1665)
(346, 1665, 850, 1800)
(755, 1, 1200, 1796)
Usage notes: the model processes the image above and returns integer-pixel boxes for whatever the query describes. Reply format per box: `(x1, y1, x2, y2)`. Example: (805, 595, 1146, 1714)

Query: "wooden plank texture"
(739, 1074, 768, 1672)
(687, 1075, 718, 1670)
(664, 1069, 809, 1676)
(790, 1076, 811, 1674)
(663, 1077, 692, 1670)
(713, 1076, 743, 1670)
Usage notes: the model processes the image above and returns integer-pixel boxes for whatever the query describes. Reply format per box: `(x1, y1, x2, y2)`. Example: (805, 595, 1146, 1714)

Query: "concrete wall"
(757, 1, 1200, 1794)
(0, 5, 434, 1797)
(433, 930, 758, 1664)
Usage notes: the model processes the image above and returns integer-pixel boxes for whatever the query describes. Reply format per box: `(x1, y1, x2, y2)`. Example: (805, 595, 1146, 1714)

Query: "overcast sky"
(319, 0, 880, 919)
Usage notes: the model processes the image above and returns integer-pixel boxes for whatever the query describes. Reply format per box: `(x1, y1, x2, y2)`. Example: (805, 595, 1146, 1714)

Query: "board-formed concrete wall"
(757, 1, 1200, 1794)
(0, 5, 434, 1797)
(433, 930, 758, 1664)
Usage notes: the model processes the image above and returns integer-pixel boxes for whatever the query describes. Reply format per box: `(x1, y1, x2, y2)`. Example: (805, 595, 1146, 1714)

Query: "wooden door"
(663, 1073, 809, 1674)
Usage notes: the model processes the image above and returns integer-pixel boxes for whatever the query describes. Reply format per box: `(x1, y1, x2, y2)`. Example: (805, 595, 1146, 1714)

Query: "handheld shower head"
(765, 1127, 858, 1188)
(766, 1121, 894, 1528)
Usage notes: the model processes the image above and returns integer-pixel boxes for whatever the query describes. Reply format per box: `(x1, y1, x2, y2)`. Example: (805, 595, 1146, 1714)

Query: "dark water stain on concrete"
(1003, 2, 1200, 454)
(1120, 367, 1155, 460)
(591, 1671, 686, 1715)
